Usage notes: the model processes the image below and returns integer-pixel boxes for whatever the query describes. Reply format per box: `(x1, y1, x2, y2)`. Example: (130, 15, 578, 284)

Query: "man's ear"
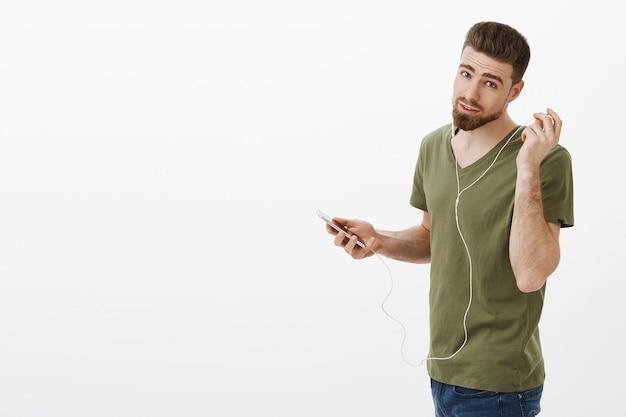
(508, 80, 524, 102)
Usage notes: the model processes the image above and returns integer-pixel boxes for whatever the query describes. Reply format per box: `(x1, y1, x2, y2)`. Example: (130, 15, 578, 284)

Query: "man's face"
(452, 47, 520, 131)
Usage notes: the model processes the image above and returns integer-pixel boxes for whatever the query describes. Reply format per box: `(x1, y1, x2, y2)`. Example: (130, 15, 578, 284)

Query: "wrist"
(516, 164, 540, 183)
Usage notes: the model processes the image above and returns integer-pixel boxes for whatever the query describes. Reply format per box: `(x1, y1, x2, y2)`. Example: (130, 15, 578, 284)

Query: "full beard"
(452, 99, 503, 131)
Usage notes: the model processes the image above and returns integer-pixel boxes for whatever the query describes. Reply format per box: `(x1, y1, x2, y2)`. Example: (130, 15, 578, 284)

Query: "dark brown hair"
(463, 21, 531, 85)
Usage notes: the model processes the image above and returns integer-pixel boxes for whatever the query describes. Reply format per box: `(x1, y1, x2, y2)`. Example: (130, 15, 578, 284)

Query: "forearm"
(374, 225, 431, 264)
(509, 168, 560, 292)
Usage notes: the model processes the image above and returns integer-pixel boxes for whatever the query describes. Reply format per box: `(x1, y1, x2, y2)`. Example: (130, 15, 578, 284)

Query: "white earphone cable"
(376, 121, 532, 366)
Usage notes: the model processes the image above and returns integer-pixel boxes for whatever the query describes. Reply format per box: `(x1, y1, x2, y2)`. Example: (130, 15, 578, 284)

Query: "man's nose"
(463, 81, 481, 102)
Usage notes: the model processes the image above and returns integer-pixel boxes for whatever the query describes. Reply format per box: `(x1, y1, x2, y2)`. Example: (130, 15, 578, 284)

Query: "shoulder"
(541, 144, 573, 170)
(420, 124, 453, 150)
(423, 124, 453, 141)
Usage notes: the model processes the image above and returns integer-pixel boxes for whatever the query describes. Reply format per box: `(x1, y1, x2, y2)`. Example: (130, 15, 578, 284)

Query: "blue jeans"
(430, 379, 543, 417)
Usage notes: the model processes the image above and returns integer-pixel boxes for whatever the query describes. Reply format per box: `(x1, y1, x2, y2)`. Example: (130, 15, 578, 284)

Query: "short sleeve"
(540, 145, 574, 227)
(410, 139, 428, 212)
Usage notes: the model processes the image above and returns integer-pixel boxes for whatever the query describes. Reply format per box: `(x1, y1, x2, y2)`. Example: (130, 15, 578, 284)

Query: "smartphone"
(316, 209, 366, 248)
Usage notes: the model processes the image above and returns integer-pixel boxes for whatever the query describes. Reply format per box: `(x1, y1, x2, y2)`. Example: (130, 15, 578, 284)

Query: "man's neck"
(452, 115, 518, 168)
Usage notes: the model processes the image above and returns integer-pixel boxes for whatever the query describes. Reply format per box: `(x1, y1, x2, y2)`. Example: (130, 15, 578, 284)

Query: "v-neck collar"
(449, 125, 521, 173)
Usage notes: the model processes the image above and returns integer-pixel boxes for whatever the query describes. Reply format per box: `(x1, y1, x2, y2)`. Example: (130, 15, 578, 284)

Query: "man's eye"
(461, 71, 470, 78)
(486, 81, 496, 88)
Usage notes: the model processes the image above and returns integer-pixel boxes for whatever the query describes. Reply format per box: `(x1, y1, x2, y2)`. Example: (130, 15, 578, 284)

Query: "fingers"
(333, 229, 347, 247)
(518, 108, 563, 168)
(344, 233, 361, 254)
(327, 219, 358, 248)
(533, 108, 560, 132)
(524, 108, 561, 145)
(333, 230, 373, 258)
(325, 216, 375, 257)
(334, 230, 359, 253)
(546, 107, 562, 138)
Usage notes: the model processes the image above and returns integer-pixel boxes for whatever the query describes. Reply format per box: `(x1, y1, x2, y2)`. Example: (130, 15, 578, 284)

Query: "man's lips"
(458, 101, 481, 114)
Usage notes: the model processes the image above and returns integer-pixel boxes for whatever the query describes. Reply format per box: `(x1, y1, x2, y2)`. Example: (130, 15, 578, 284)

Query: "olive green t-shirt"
(410, 124, 574, 392)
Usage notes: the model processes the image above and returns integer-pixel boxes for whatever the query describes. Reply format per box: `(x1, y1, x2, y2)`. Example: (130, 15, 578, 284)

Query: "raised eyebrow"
(459, 63, 504, 86)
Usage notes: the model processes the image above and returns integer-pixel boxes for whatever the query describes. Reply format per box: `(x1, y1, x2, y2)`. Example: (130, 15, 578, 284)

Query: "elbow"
(510, 248, 560, 293)
(515, 276, 547, 293)
(513, 262, 559, 293)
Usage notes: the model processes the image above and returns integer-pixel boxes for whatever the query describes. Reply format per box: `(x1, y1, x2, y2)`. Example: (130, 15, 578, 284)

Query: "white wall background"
(1, 1, 623, 416)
